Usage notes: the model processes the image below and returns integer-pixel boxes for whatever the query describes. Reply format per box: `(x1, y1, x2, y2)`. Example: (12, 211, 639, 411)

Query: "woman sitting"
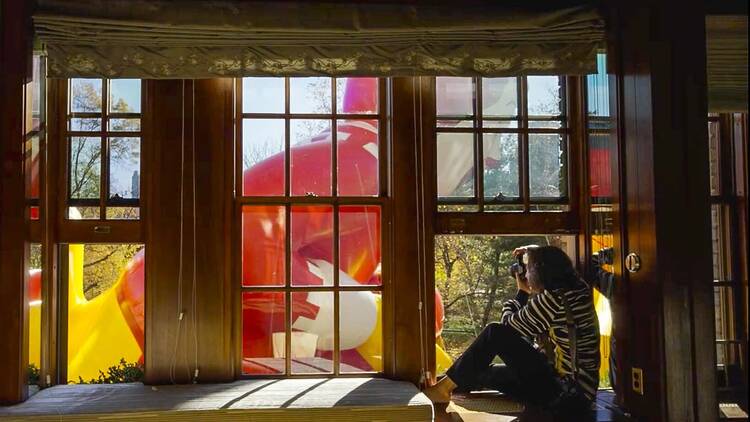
(424, 245, 600, 415)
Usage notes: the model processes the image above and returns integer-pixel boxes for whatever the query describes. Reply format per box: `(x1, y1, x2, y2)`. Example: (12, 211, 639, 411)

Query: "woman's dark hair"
(526, 246, 581, 290)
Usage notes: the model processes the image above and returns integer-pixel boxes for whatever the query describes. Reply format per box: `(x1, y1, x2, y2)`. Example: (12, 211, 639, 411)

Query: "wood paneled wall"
(389, 77, 434, 384)
(144, 79, 234, 384)
(612, 1, 717, 420)
(0, 0, 32, 405)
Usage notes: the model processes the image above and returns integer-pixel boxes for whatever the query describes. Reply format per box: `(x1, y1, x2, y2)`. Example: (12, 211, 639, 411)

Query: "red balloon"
(28, 269, 42, 302)
(116, 249, 145, 353)
(435, 288, 445, 337)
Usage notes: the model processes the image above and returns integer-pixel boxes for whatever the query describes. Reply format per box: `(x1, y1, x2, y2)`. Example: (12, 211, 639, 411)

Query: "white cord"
(412, 78, 428, 386)
(170, 79, 187, 384)
(191, 80, 199, 383)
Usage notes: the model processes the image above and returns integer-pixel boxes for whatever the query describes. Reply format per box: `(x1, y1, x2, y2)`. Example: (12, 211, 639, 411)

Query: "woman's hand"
(512, 244, 538, 258)
(512, 247, 527, 258)
(515, 273, 532, 293)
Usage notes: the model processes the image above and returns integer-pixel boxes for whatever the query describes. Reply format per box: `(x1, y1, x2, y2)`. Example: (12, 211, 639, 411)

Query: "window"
(66, 79, 142, 220)
(430, 71, 615, 389)
(52, 78, 147, 384)
(435, 76, 570, 213)
(25, 55, 45, 222)
(707, 113, 747, 393)
(62, 243, 145, 383)
(27, 243, 42, 387)
(585, 53, 616, 389)
(24, 55, 45, 390)
(237, 77, 387, 375)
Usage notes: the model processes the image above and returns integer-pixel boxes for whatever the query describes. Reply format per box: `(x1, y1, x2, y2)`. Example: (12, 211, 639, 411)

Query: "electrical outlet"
(632, 367, 644, 395)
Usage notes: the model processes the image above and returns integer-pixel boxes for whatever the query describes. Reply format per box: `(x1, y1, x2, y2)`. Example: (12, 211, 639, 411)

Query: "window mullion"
(331, 78, 341, 376)
(100, 78, 108, 219)
(379, 78, 388, 198)
(519, 77, 530, 212)
(284, 78, 291, 197)
(475, 78, 484, 212)
(284, 203, 292, 376)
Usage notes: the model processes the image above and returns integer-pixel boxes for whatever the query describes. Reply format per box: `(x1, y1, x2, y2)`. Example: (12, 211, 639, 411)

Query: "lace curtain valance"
(34, 1, 606, 79)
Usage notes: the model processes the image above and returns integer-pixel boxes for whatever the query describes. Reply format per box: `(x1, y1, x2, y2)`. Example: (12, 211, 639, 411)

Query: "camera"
(596, 247, 614, 265)
(509, 255, 526, 278)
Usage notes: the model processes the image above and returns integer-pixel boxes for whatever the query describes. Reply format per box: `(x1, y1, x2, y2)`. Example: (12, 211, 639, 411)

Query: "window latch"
(93, 225, 111, 234)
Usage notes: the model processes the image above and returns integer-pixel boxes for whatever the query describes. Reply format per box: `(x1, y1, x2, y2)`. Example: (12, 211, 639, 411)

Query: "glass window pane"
(291, 291, 333, 374)
(438, 119, 474, 129)
(436, 77, 474, 117)
(242, 291, 286, 375)
(109, 79, 141, 113)
(27, 243, 42, 385)
(713, 286, 734, 342)
(586, 53, 610, 118)
(290, 119, 332, 196)
(106, 207, 140, 220)
(25, 135, 40, 200)
(710, 204, 731, 281)
(243, 119, 285, 196)
(336, 78, 378, 114)
(243, 77, 285, 114)
(588, 134, 612, 200)
(482, 77, 517, 117)
(242, 205, 286, 287)
(70, 79, 102, 113)
(290, 77, 332, 114)
(340, 206, 381, 286)
(528, 120, 563, 129)
(291, 206, 333, 287)
(708, 120, 721, 196)
(437, 133, 475, 200)
(70, 118, 101, 132)
(527, 76, 563, 117)
(482, 119, 518, 129)
(30, 55, 43, 132)
(109, 118, 141, 132)
(529, 133, 567, 198)
(68, 207, 100, 220)
(109, 137, 140, 200)
(69, 137, 101, 200)
(483, 134, 519, 200)
(530, 204, 570, 212)
(340, 291, 382, 373)
(66, 244, 145, 383)
(337, 119, 378, 196)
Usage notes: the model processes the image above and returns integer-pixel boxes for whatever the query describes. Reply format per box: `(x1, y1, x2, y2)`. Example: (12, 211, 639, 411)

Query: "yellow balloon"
(66, 244, 142, 383)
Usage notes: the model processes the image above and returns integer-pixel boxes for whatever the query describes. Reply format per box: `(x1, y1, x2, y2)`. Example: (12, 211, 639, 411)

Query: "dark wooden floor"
(434, 390, 623, 422)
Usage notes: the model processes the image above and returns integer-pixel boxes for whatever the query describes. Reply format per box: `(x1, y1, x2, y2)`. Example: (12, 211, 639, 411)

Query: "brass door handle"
(625, 252, 641, 273)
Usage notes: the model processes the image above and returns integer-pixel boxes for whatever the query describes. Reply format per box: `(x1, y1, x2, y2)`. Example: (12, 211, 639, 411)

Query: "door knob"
(625, 252, 641, 273)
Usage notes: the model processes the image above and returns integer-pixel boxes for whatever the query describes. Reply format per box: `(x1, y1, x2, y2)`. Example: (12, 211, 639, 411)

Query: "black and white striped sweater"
(501, 284, 601, 400)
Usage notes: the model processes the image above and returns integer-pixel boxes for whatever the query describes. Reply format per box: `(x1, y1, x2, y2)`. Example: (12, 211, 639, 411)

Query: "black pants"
(446, 322, 563, 407)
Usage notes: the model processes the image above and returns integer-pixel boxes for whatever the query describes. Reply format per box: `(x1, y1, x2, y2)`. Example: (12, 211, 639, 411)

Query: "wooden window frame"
(234, 77, 392, 378)
(52, 78, 146, 244)
(432, 76, 586, 236)
(419, 75, 589, 385)
(43, 78, 148, 384)
(708, 113, 748, 392)
(25, 56, 46, 243)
